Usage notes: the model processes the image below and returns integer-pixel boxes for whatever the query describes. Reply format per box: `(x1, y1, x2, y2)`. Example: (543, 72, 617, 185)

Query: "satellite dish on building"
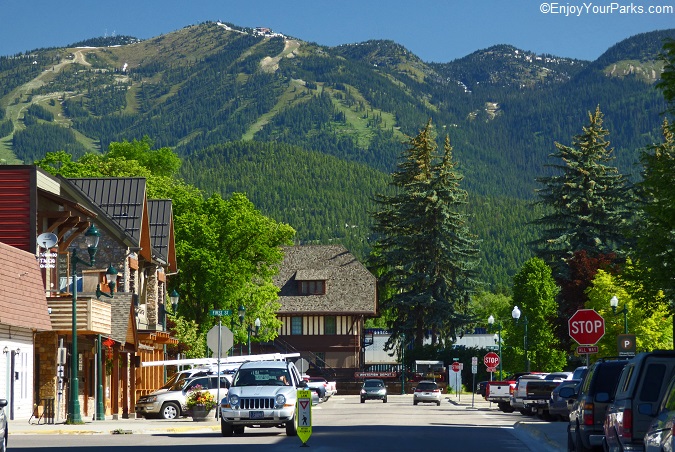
(37, 232, 58, 249)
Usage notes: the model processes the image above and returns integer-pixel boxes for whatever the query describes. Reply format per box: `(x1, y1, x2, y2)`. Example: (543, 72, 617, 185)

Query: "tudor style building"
(272, 245, 378, 379)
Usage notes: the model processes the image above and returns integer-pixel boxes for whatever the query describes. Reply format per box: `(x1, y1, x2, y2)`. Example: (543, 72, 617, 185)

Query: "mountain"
(1, 22, 673, 291)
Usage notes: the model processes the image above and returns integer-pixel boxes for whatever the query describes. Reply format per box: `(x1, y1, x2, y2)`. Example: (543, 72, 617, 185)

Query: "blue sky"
(2, 0, 673, 61)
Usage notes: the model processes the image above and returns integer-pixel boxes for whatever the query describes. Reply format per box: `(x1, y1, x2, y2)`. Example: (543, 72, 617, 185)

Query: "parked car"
(476, 381, 488, 398)
(219, 360, 309, 437)
(563, 357, 629, 452)
(604, 351, 675, 452)
(511, 374, 548, 414)
(549, 379, 581, 421)
(360, 379, 388, 403)
(135, 373, 231, 419)
(0, 398, 7, 452)
(644, 372, 675, 452)
(413, 380, 442, 406)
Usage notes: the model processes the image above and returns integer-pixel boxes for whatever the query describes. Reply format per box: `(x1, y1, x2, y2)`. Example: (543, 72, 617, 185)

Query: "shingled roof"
(0, 241, 52, 331)
(274, 245, 377, 315)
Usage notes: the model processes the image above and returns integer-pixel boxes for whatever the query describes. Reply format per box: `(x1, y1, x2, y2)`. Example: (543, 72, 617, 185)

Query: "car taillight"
(583, 402, 594, 426)
(619, 408, 633, 439)
(415, 388, 422, 392)
(433, 389, 440, 393)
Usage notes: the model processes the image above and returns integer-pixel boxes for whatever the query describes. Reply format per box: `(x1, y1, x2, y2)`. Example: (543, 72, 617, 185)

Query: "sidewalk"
(10, 415, 221, 435)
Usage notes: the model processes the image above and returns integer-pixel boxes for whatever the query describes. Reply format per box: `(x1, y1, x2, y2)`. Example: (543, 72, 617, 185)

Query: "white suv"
(220, 360, 309, 436)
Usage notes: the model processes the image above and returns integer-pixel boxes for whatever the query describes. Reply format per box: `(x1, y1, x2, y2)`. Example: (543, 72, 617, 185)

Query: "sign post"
(568, 309, 605, 365)
(296, 389, 312, 446)
(209, 309, 232, 419)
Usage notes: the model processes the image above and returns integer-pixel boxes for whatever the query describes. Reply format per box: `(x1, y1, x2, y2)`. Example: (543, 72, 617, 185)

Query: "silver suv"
(220, 360, 308, 436)
(135, 373, 231, 419)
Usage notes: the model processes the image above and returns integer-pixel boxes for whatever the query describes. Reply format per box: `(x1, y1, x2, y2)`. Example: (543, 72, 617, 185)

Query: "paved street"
(9, 394, 566, 451)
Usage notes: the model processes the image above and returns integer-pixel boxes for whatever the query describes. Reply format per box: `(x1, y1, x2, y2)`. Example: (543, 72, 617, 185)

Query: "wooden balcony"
(47, 296, 112, 335)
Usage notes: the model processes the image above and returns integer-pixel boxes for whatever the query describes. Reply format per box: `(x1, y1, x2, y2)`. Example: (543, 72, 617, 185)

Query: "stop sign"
(451, 362, 461, 372)
(484, 352, 500, 368)
(568, 309, 605, 345)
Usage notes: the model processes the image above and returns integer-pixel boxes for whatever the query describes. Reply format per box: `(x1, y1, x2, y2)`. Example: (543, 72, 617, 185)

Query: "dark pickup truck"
(522, 372, 572, 419)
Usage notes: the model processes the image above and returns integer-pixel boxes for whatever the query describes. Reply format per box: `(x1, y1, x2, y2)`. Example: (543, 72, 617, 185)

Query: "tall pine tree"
(370, 120, 480, 349)
(534, 106, 631, 278)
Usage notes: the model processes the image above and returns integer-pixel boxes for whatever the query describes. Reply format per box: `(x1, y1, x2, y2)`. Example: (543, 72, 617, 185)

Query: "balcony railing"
(47, 296, 112, 335)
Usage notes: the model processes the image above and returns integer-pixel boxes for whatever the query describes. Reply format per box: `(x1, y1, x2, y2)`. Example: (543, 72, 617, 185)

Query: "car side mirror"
(638, 403, 655, 416)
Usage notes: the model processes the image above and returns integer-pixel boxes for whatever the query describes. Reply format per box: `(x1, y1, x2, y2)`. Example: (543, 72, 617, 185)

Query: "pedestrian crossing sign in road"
(296, 389, 312, 445)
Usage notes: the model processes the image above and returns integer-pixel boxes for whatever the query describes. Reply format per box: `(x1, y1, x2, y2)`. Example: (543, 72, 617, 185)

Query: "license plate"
(249, 411, 264, 419)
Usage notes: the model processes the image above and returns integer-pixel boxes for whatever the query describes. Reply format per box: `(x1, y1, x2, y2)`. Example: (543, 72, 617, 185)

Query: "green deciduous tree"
(632, 120, 675, 315)
(585, 269, 672, 356)
(512, 258, 565, 372)
(370, 120, 480, 350)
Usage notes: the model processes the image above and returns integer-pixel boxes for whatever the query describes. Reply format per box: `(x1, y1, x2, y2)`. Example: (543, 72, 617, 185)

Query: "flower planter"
(189, 405, 213, 422)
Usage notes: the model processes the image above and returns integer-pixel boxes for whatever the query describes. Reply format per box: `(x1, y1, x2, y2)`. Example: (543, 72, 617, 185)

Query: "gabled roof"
(0, 241, 52, 331)
(274, 245, 377, 315)
(148, 199, 177, 272)
(66, 178, 153, 263)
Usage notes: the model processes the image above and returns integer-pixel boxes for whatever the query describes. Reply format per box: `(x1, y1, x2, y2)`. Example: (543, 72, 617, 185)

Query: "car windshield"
(364, 380, 384, 388)
(234, 369, 291, 386)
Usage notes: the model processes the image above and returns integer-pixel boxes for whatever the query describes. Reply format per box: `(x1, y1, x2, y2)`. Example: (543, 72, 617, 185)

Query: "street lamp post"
(247, 318, 261, 355)
(238, 306, 246, 355)
(67, 225, 101, 424)
(610, 295, 629, 334)
(512, 306, 529, 372)
(487, 315, 503, 377)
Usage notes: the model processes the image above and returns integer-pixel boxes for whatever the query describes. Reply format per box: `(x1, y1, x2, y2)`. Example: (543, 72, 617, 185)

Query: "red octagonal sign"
(568, 309, 605, 345)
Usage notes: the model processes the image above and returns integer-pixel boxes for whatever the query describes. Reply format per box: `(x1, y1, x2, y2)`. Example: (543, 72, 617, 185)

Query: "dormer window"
(295, 269, 328, 295)
(299, 280, 325, 295)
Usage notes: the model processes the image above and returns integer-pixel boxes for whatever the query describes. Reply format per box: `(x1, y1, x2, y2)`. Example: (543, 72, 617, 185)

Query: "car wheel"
(437, 401, 441, 406)
(361, 398, 365, 403)
(160, 402, 180, 420)
(383, 397, 387, 403)
(414, 400, 418, 405)
(234, 426, 245, 435)
(1, 431, 5, 452)
(221, 420, 233, 437)
(567, 426, 575, 451)
(286, 416, 297, 436)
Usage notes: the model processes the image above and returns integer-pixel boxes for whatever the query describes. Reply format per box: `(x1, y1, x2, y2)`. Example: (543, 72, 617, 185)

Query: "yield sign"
(296, 389, 312, 445)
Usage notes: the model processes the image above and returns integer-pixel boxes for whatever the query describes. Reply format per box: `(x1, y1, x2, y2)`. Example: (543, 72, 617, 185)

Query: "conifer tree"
(533, 106, 631, 279)
(370, 120, 480, 349)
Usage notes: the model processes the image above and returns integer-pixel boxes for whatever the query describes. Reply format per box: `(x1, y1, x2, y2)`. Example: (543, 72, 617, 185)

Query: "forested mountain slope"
(0, 22, 672, 290)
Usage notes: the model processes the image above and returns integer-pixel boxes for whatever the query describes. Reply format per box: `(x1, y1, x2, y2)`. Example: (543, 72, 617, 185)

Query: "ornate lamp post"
(248, 318, 261, 355)
(512, 306, 529, 372)
(488, 315, 503, 377)
(67, 224, 100, 424)
(610, 295, 629, 334)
